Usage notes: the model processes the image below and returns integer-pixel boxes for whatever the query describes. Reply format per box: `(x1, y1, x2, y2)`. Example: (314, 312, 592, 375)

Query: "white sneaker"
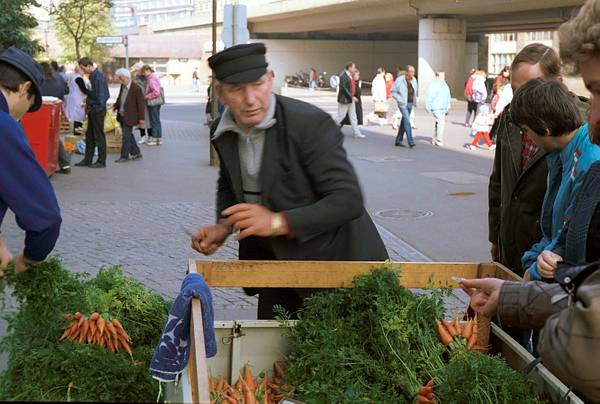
(432, 139, 444, 147)
(146, 139, 158, 146)
(467, 144, 477, 151)
(353, 133, 366, 139)
(489, 144, 496, 151)
(138, 136, 146, 144)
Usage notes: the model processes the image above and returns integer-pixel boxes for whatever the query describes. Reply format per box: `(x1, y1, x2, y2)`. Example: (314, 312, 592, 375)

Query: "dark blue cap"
(208, 43, 268, 84)
(0, 46, 44, 112)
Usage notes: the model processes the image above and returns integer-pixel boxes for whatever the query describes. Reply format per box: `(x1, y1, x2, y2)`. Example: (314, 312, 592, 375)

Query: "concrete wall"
(254, 39, 418, 89)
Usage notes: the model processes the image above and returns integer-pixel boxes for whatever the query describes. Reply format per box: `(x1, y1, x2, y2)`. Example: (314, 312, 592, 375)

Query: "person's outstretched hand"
(459, 277, 505, 318)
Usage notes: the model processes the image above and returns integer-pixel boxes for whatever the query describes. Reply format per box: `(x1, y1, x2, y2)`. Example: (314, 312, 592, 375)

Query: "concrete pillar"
(418, 17, 466, 102)
(478, 34, 489, 72)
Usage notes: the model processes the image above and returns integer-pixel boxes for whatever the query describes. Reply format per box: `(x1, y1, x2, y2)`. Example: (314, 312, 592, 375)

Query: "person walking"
(65, 66, 87, 136)
(463, 68, 477, 127)
(193, 43, 388, 319)
(466, 104, 495, 151)
(392, 65, 418, 148)
(341, 69, 363, 128)
(192, 68, 199, 92)
(335, 62, 365, 139)
(0, 46, 62, 276)
(425, 71, 451, 147)
(131, 62, 153, 144)
(309, 67, 318, 91)
(368, 67, 387, 125)
(142, 65, 163, 146)
(385, 72, 399, 128)
(113, 68, 144, 163)
(75, 57, 109, 168)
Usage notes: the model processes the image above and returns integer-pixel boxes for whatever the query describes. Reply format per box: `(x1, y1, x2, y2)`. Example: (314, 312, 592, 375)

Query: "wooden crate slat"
(194, 260, 486, 288)
(188, 260, 211, 404)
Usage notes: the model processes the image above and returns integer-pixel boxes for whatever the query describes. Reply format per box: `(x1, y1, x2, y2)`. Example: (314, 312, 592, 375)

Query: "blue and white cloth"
(150, 273, 217, 382)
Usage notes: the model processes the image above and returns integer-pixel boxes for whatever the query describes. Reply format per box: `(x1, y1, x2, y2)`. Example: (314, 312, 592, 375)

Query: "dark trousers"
(120, 123, 141, 159)
(395, 103, 414, 146)
(58, 142, 70, 169)
(465, 101, 478, 124)
(147, 105, 162, 139)
(84, 109, 107, 164)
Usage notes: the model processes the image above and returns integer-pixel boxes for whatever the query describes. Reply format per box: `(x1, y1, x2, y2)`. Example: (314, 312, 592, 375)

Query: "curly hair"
(559, 0, 600, 74)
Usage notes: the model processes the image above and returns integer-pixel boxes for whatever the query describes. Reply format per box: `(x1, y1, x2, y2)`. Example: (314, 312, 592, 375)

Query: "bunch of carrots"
(60, 312, 133, 357)
(434, 315, 478, 350)
(209, 361, 292, 404)
(415, 380, 436, 404)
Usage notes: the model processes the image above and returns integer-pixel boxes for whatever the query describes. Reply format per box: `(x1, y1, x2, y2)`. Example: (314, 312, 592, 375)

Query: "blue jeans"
(148, 105, 162, 139)
(395, 103, 414, 146)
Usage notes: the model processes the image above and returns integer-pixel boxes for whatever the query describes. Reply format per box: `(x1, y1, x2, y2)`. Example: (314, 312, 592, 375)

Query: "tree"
(50, 0, 113, 62)
(0, 0, 43, 55)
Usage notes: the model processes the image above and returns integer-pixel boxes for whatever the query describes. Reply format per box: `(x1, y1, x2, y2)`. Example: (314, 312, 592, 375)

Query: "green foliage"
(433, 348, 542, 404)
(0, 257, 169, 402)
(281, 266, 450, 403)
(280, 266, 543, 404)
(50, 0, 114, 61)
(0, 0, 43, 55)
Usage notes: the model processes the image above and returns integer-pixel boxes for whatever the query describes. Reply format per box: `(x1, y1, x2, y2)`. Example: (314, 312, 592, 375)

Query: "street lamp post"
(209, 0, 219, 167)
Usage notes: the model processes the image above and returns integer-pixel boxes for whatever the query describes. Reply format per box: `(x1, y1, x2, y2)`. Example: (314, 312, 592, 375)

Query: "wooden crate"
(179, 260, 583, 404)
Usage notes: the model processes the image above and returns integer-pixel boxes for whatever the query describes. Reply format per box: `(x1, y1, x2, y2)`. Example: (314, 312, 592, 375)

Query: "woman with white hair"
(131, 61, 152, 144)
(113, 68, 145, 162)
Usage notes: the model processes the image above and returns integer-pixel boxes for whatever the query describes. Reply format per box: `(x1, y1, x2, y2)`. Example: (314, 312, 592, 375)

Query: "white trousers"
(336, 102, 362, 136)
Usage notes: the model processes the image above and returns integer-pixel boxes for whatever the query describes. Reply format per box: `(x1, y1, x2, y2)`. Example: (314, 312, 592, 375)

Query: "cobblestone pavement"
(3, 109, 474, 321)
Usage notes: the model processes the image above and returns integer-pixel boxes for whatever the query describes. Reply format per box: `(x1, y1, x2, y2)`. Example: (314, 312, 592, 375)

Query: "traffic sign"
(96, 36, 124, 45)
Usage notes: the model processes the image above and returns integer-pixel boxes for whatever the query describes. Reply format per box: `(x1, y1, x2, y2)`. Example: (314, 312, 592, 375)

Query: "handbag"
(147, 87, 165, 107)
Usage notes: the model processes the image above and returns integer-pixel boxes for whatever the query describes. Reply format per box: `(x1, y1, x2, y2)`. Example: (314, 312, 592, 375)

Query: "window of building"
(491, 53, 515, 74)
(147, 59, 169, 74)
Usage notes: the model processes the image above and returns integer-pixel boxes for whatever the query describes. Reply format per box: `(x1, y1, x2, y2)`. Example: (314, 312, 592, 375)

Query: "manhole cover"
(373, 209, 433, 219)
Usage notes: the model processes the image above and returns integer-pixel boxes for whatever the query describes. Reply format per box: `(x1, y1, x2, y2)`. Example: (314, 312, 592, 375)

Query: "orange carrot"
(75, 312, 82, 320)
(419, 386, 433, 396)
(426, 380, 434, 387)
(243, 385, 256, 404)
(216, 378, 226, 392)
(120, 338, 133, 357)
(453, 318, 462, 336)
(462, 319, 474, 340)
(97, 316, 106, 336)
(89, 312, 99, 321)
(442, 319, 458, 337)
(468, 320, 478, 349)
(60, 325, 72, 341)
(416, 396, 433, 403)
(78, 320, 89, 343)
(243, 363, 256, 391)
(106, 322, 118, 338)
(112, 319, 131, 341)
(435, 319, 453, 345)
(234, 378, 243, 392)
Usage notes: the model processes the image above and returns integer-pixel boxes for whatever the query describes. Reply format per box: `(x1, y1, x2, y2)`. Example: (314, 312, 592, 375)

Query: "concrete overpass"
(152, 0, 584, 97)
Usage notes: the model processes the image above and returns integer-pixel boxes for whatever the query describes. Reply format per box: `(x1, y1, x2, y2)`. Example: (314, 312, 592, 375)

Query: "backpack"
(464, 75, 474, 100)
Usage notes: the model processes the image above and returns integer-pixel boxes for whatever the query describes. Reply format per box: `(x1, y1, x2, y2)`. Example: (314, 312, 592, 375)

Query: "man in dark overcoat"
(192, 43, 388, 319)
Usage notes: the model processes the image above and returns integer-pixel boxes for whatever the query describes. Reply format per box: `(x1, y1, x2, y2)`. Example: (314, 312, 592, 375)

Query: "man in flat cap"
(0, 47, 62, 277)
(191, 43, 388, 319)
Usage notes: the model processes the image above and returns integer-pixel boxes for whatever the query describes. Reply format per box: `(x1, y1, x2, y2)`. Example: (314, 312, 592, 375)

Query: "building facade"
(487, 31, 555, 75)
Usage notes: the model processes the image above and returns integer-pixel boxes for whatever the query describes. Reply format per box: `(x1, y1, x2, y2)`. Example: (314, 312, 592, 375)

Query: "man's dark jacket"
(488, 94, 589, 275)
(115, 82, 145, 127)
(211, 94, 388, 262)
(337, 71, 353, 105)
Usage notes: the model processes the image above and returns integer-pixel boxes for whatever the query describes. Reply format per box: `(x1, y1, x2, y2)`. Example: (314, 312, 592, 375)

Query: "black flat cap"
(208, 43, 268, 84)
(0, 46, 44, 112)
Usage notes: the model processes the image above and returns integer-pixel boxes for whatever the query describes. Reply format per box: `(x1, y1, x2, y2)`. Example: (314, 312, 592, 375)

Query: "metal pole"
(124, 35, 129, 69)
(209, 0, 219, 167)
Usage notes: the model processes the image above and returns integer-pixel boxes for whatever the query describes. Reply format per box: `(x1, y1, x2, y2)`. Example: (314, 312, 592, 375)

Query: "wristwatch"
(271, 213, 285, 236)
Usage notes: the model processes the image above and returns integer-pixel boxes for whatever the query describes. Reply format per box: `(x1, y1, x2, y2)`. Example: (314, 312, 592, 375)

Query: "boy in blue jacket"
(511, 78, 600, 281)
(0, 47, 62, 276)
(426, 71, 451, 147)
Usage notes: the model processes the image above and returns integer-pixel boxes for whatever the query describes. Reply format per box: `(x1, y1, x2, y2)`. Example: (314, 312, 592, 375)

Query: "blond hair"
(559, 0, 600, 74)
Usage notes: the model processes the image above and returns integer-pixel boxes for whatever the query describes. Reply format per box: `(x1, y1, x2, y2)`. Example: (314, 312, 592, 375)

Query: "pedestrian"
(39, 62, 71, 174)
(511, 78, 600, 281)
(335, 62, 364, 138)
(466, 104, 495, 151)
(0, 46, 62, 276)
(460, 4, 600, 400)
(367, 67, 387, 125)
(65, 65, 87, 136)
(141, 65, 163, 146)
(192, 67, 199, 92)
(131, 62, 153, 144)
(192, 43, 388, 319)
(488, 43, 590, 352)
(309, 67, 318, 90)
(342, 69, 363, 128)
(113, 68, 144, 163)
(205, 75, 225, 126)
(425, 71, 451, 147)
(463, 68, 477, 127)
(385, 72, 399, 127)
(50, 60, 68, 94)
(75, 57, 109, 168)
(493, 65, 510, 97)
(492, 77, 513, 118)
(392, 64, 418, 148)
(472, 69, 488, 106)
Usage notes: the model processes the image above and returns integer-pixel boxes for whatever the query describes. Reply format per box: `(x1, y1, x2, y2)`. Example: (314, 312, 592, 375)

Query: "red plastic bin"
(21, 98, 62, 176)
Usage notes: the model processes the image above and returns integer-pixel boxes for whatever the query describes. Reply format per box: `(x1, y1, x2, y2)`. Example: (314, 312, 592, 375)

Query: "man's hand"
(352, 97, 359, 103)
(221, 203, 287, 241)
(537, 250, 563, 279)
(459, 277, 505, 318)
(490, 243, 500, 262)
(139, 120, 145, 126)
(14, 253, 41, 275)
(0, 236, 12, 276)
(191, 224, 231, 255)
